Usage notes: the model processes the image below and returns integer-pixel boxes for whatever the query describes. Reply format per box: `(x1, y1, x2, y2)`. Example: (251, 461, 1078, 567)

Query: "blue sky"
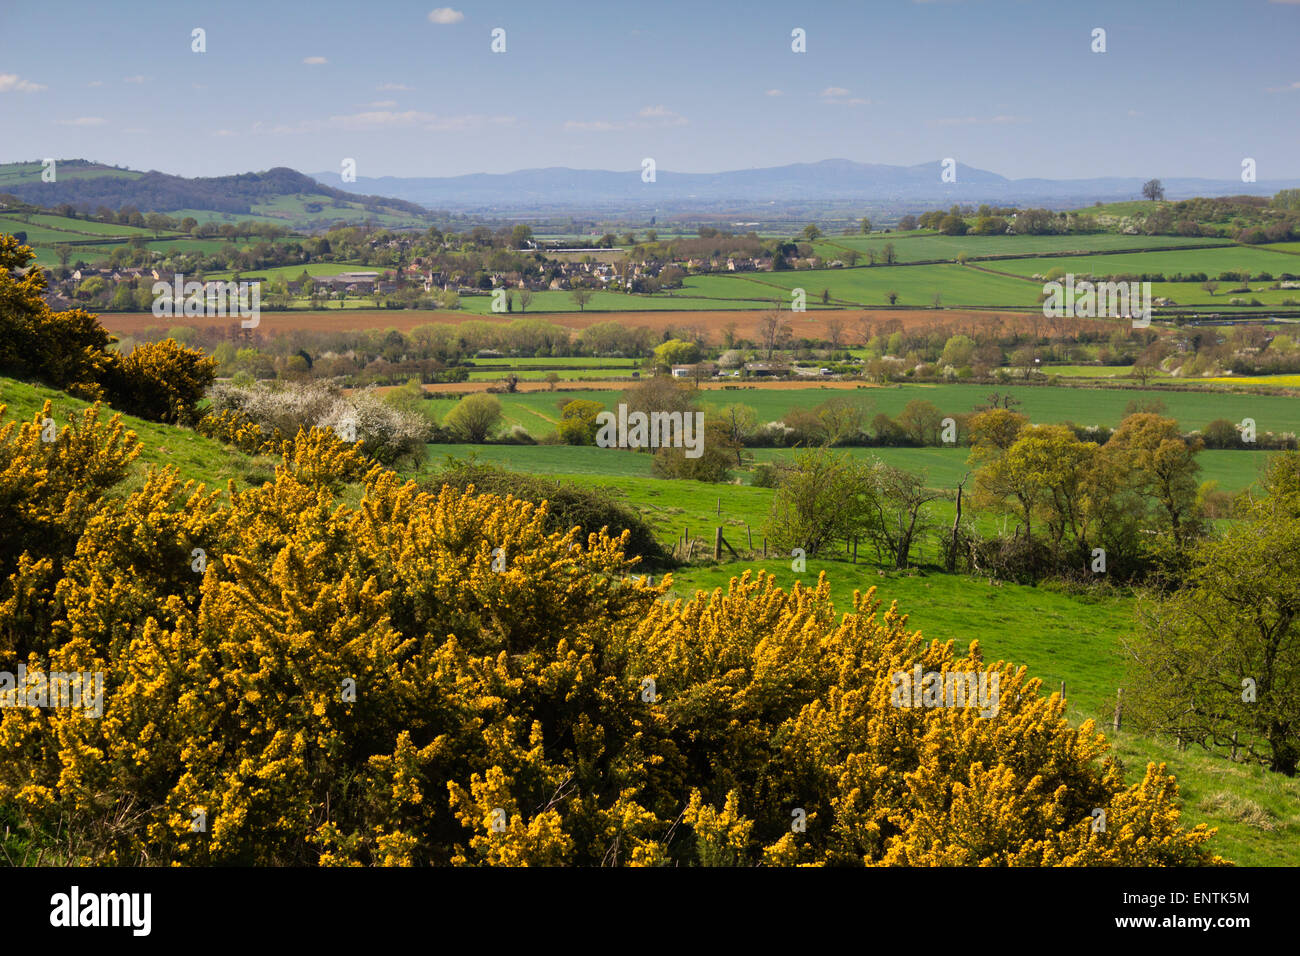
(1, 0, 1298, 181)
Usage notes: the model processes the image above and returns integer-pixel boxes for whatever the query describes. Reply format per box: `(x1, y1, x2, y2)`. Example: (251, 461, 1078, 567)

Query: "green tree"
(765, 447, 878, 557)
(652, 338, 701, 369)
(443, 393, 503, 442)
(556, 399, 605, 445)
(1126, 453, 1300, 775)
(862, 462, 943, 568)
(897, 399, 944, 446)
(1105, 413, 1202, 546)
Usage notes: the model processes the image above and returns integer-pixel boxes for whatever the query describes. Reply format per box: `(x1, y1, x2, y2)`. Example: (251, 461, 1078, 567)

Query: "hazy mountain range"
(314, 158, 1300, 210)
(3, 158, 1297, 225)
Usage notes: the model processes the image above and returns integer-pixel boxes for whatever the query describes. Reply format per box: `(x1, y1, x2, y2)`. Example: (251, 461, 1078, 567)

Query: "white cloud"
(819, 87, 868, 106)
(367, 100, 398, 108)
(303, 56, 328, 65)
(428, 7, 464, 24)
(57, 116, 107, 126)
(565, 107, 687, 132)
(765, 89, 783, 97)
(637, 105, 687, 125)
(1266, 80, 1300, 92)
(123, 75, 148, 84)
(214, 129, 237, 137)
(378, 82, 412, 91)
(0, 73, 46, 93)
(87, 80, 103, 88)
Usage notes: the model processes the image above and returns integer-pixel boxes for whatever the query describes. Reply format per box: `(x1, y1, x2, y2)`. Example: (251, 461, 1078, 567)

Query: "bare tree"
(571, 288, 593, 311)
(824, 318, 845, 350)
(758, 310, 785, 360)
(856, 315, 875, 345)
(865, 463, 944, 569)
(518, 289, 534, 312)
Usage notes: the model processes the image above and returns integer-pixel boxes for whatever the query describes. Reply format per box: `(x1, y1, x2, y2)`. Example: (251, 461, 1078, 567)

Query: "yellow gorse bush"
(0, 402, 1224, 865)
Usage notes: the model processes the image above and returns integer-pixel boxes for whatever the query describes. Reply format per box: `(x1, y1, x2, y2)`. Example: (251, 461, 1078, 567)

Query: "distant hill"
(314, 158, 1300, 213)
(0, 160, 432, 226)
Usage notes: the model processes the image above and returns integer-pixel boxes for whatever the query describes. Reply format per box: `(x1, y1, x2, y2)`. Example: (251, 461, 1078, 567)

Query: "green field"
(692, 382, 1300, 434)
(680, 263, 1037, 308)
(466, 368, 637, 381)
(993, 245, 1297, 280)
(813, 232, 1223, 263)
(0, 162, 144, 187)
(422, 441, 1270, 498)
(427, 381, 1300, 441)
(17, 212, 161, 237)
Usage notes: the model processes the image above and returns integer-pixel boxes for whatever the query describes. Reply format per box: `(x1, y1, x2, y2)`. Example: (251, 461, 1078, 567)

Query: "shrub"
(556, 399, 605, 445)
(105, 339, 217, 424)
(206, 380, 429, 466)
(750, 462, 780, 488)
(443, 392, 503, 442)
(428, 462, 668, 567)
(0, 420, 1223, 866)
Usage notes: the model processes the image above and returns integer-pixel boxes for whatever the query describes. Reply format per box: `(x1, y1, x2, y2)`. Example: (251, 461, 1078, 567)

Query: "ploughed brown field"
(98, 307, 1116, 340)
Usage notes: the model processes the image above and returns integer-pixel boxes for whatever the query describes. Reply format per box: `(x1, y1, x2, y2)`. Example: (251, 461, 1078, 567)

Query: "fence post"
(747, 524, 753, 552)
(1060, 680, 1065, 700)
(762, 537, 767, 559)
(1232, 731, 1239, 762)
(853, 537, 858, 564)
(1112, 688, 1123, 732)
(716, 497, 721, 518)
(713, 527, 723, 561)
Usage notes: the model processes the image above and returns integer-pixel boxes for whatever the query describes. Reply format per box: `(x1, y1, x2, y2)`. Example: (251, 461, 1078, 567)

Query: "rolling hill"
(0, 160, 434, 228)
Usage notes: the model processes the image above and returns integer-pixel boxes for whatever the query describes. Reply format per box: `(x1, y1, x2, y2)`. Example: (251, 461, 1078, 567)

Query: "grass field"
(680, 263, 1038, 308)
(812, 232, 1223, 263)
(421, 441, 1270, 497)
(411, 380, 1300, 447)
(470, 381, 1300, 435)
(992, 245, 1297, 280)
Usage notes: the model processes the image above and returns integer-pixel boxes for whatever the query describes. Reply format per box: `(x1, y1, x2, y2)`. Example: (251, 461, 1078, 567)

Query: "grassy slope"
(0, 377, 277, 491)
